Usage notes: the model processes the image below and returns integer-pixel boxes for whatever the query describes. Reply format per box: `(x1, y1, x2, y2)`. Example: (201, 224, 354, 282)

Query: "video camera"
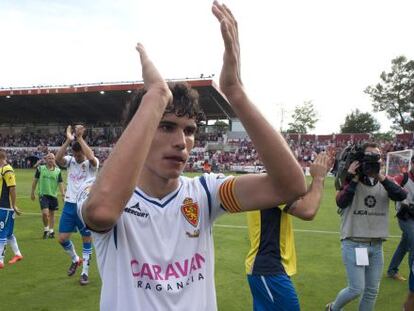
(334, 144, 381, 190)
(349, 146, 381, 176)
(359, 152, 381, 176)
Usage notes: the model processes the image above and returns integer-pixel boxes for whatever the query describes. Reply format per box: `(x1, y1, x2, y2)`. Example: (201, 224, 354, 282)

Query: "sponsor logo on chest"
(130, 252, 206, 292)
(125, 202, 150, 218)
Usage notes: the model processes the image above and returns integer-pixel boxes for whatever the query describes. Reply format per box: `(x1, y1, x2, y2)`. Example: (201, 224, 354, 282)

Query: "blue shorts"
(0, 209, 15, 239)
(59, 202, 91, 236)
(247, 274, 300, 311)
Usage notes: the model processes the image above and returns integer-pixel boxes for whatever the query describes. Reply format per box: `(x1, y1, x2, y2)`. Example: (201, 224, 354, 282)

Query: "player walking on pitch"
(56, 125, 99, 285)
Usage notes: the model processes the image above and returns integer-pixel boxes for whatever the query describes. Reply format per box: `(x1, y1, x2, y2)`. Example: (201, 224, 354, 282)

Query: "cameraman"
(387, 155, 414, 311)
(326, 142, 406, 311)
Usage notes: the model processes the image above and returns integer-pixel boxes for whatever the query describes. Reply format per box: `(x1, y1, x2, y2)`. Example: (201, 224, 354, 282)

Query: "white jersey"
(77, 173, 229, 311)
(63, 155, 99, 203)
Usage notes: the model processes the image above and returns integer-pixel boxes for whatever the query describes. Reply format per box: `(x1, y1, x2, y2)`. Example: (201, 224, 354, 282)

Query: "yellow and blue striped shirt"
(245, 207, 296, 276)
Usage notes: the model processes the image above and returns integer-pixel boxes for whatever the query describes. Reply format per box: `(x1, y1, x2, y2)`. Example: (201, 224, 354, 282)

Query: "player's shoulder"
(86, 157, 98, 167)
(53, 166, 62, 175)
(182, 172, 228, 184)
(63, 155, 72, 161)
(202, 172, 228, 181)
(1, 164, 15, 174)
(189, 173, 233, 196)
(62, 155, 73, 167)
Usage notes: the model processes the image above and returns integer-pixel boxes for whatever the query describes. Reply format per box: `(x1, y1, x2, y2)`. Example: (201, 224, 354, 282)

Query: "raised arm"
(82, 44, 172, 231)
(33, 158, 45, 169)
(377, 173, 407, 202)
(287, 153, 332, 221)
(55, 125, 74, 167)
(336, 161, 359, 209)
(74, 125, 98, 167)
(212, 2, 306, 211)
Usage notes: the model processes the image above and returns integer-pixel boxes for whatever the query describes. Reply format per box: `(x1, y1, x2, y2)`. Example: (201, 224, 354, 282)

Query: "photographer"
(387, 155, 414, 311)
(326, 142, 406, 311)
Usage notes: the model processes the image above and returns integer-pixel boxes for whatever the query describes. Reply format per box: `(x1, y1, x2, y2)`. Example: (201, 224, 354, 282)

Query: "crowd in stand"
(0, 133, 64, 148)
(0, 130, 120, 149)
(2, 130, 414, 171)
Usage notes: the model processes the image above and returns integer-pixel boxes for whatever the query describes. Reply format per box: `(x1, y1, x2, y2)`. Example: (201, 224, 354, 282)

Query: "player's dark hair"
(122, 82, 205, 130)
(71, 141, 82, 152)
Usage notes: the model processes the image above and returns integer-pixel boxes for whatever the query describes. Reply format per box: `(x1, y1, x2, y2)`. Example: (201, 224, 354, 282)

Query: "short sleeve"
(62, 155, 72, 168)
(199, 173, 233, 222)
(89, 157, 99, 173)
(3, 168, 16, 187)
(90, 157, 100, 172)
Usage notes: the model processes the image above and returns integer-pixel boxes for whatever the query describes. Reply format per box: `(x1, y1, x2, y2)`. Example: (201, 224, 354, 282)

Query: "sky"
(1, 0, 414, 134)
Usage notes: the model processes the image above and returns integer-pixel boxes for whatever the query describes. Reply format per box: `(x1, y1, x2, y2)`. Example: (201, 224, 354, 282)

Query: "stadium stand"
(1, 80, 414, 171)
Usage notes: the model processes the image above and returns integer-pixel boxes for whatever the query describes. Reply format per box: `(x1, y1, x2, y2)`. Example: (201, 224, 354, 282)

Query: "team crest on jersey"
(181, 197, 199, 227)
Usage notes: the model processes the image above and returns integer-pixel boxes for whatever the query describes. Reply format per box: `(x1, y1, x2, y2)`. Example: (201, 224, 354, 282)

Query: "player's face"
(73, 150, 85, 163)
(45, 154, 55, 166)
(144, 113, 196, 180)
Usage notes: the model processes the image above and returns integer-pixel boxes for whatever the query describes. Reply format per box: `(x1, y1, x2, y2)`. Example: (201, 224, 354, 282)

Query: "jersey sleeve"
(3, 166, 16, 187)
(200, 173, 233, 222)
(62, 155, 72, 168)
(90, 157, 99, 172)
(393, 174, 405, 186)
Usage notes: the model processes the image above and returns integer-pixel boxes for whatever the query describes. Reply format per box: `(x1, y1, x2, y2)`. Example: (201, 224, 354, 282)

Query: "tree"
(287, 101, 318, 134)
(340, 109, 380, 133)
(213, 120, 229, 133)
(372, 131, 394, 142)
(365, 55, 414, 133)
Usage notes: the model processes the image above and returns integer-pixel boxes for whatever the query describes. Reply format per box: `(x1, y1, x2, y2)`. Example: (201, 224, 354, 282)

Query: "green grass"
(0, 170, 409, 310)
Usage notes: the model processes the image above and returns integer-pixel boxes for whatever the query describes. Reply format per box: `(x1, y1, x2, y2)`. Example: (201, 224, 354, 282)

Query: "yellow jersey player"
(0, 149, 23, 269)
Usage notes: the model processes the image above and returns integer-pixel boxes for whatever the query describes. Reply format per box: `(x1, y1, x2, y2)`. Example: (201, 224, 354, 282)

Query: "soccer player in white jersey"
(56, 125, 99, 285)
(77, 2, 307, 310)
